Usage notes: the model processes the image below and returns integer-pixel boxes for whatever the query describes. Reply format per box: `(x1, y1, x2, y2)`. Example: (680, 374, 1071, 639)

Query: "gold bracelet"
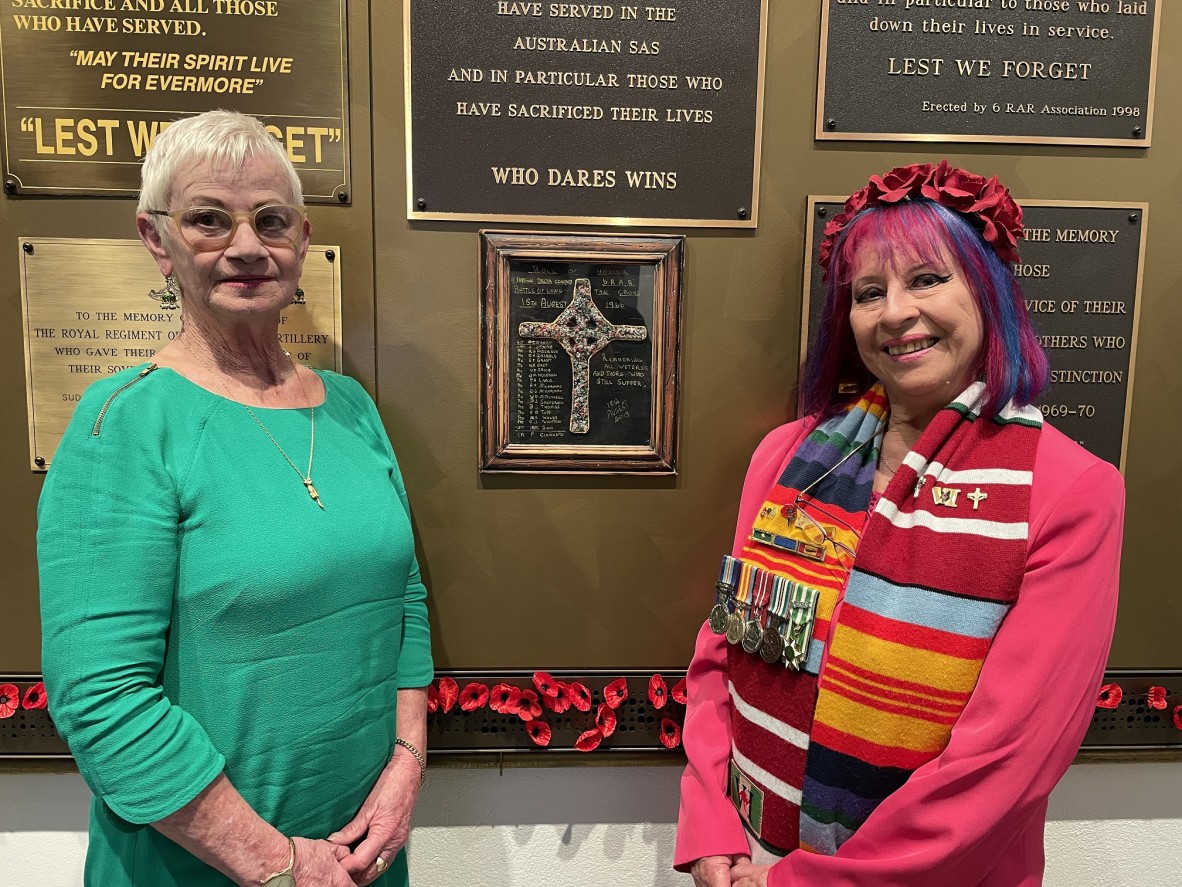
(394, 737, 426, 785)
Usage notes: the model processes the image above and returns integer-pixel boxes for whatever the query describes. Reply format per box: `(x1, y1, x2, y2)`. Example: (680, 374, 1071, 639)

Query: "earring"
(292, 287, 306, 305)
(149, 275, 180, 309)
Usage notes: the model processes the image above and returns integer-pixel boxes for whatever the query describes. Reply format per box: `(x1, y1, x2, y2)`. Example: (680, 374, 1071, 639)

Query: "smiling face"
(138, 152, 310, 332)
(848, 243, 984, 424)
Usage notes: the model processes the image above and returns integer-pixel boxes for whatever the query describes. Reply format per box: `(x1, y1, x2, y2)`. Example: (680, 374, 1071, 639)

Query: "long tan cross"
(518, 278, 647, 433)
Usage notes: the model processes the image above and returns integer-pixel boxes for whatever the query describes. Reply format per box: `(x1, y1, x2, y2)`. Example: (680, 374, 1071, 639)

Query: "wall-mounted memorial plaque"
(818, 0, 1160, 147)
(480, 231, 682, 473)
(801, 199, 1144, 470)
(20, 239, 342, 471)
(407, 2, 767, 227)
(0, 1, 349, 199)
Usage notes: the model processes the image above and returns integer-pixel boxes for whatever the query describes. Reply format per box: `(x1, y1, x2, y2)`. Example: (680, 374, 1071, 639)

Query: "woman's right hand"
(690, 854, 736, 887)
(290, 836, 354, 886)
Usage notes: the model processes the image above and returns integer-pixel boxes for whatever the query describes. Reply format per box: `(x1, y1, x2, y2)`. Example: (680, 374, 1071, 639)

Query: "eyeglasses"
(148, 204, 306, 252)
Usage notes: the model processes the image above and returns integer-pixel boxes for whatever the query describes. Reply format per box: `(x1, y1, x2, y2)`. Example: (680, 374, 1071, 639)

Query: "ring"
(374, 855, 387, 874)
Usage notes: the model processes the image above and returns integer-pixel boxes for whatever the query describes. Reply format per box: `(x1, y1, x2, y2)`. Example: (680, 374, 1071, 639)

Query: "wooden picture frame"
(480, 231, 683, 474)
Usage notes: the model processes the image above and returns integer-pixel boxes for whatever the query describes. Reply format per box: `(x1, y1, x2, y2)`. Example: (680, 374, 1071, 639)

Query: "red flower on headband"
(526, 718, 552, 747)
(0, 684, 18, 719)
(659, 718, 682, 749)
(648, 674, 668, 710)
(437, 676, 459, 714)
(596, 702, 617, 738)
(542, 681, 573, 714)
(604, 677, 629, 710)
(575, 727, 604, 752)
(22, 682, 48, 711)
(517, 688, 543, 722)
(459, 682, 489, 712)
(819, 161, 1024, 274)
(489, 683, 523, 715)
(426, 684, 440, 713)
(1147, 686, 1167, 711)
(568, 681, 592, 712)
(1096, 683, 1123, 709)
(670, 677, 688, 705)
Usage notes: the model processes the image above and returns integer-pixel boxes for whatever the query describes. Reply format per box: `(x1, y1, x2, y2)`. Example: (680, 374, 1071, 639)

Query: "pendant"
(304, 479, 325, 509)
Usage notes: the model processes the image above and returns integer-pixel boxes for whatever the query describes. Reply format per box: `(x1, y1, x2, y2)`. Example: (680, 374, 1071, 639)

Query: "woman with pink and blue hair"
(675, 162, 1124, 887)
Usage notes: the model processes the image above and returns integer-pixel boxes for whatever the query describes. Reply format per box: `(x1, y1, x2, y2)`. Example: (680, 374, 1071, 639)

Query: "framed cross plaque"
(480, 231, 683, 474)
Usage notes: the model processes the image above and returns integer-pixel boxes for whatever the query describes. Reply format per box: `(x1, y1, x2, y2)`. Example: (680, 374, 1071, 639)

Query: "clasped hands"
(287, 751, 424, 886)
(692, 854, 773, 887)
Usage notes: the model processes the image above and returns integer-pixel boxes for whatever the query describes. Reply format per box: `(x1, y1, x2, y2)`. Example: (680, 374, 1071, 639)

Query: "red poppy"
(604, 677, 629, 710)
(1096, 683, 1122, 709)
(459, 682, 489, 712)
(426, 684, 440, 713)
(22, 682, 48, 711)
(532, 671, 560, 698)
(489, 683, 523, 715)
(568, 681, 592, 712)
(596, 702, 617, 738)
(659, 718, 682, 749)
(1147, 686, 1167, 711)
(437, 676, 459, 713)
(517, 688, 543, 722)
(1174, 705, 1182, 732)
(575, 728, 604, 752)
(670, 677, 687, 705)
(526, 719, 552, 747)
(648, 674, 668, 710)
(542, 681, 573, 714)
(0, 684, 18, 719)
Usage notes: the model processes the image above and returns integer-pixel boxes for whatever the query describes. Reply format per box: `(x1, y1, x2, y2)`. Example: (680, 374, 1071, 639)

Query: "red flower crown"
(818, 161, 1024, 274)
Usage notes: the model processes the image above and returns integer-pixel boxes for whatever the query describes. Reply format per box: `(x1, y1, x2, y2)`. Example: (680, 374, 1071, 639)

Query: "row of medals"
(709, 581, 802, 667)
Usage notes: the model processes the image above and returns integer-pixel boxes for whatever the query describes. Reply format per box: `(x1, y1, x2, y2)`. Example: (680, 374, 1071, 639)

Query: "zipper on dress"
(91, 363, 158, 436)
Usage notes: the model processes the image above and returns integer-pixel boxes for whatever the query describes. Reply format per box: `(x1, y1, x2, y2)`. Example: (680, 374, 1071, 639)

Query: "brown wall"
(4, 3, 1177, 673)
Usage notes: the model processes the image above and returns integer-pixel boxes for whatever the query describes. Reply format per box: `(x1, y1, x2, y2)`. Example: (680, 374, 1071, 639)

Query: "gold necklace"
(180, 335, 324, 510)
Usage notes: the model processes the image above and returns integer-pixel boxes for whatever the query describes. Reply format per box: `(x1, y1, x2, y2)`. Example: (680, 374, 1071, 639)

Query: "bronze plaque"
(481, 231, 682, 473)
(802, 199, 1145, 471)
(407, 1, 767, 227)
(818, 0, 1160, 147)
(0, 1, 349, 199)
(20, 238, 342, 471)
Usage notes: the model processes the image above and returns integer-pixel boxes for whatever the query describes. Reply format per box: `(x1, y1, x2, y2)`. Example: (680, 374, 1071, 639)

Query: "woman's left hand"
(327, 753, 423, 885)
(729, 860, 772, 886)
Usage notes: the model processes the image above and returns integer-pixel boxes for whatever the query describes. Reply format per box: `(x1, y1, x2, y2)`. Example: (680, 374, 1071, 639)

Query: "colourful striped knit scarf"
(726, 382, 1041, 856)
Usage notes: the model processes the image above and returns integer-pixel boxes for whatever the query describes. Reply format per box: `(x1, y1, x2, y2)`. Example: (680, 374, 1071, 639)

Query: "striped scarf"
(726, 382, 1041, 856)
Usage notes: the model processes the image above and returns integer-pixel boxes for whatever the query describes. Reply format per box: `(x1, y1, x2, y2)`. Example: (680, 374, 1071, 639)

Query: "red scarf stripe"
(740, 544, 849, 591)
(822, 663, 970, 715)
(820, 674, 965, 725)
(810, 720, 943, 771)
(824, 655, 973, 704)
(837, 605, 994, 661)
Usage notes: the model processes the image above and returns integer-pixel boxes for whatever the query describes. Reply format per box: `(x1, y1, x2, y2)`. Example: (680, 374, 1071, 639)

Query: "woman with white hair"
(38, 109, 433, 887)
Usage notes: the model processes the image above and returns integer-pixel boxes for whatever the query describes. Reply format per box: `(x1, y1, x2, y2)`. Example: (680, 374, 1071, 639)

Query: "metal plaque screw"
(22, 242, 34, 254)
(826, 118, 837, 130)
(34, 456, 45, 467)
(325, 250, 336, 262)
(4, 179, 15, 194)
(1133, 127, 1143, 137)
(337, 190, 348, 203)
(416, 198, 427, 210)
(737, 207, 748, 219)
(818, 207, 828, 217)
(1128, 213, 1139, 224)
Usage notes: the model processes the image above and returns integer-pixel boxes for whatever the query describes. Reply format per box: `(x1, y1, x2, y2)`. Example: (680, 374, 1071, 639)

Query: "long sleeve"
(675, 419, 817, 869)
(767, 429, 1125, 887)
(38, 374, 225, 825)
(390, 457, 433, 689)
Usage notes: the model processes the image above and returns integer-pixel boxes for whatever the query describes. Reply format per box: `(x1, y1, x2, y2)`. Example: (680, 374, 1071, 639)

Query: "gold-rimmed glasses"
(148, 204, 306, 252)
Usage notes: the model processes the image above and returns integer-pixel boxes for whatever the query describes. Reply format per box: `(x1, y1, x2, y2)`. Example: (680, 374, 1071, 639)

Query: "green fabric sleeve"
(38, 373, 226, 825)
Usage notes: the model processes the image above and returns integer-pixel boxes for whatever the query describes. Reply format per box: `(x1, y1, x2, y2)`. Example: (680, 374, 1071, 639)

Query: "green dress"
(38, 365, 433, 886)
